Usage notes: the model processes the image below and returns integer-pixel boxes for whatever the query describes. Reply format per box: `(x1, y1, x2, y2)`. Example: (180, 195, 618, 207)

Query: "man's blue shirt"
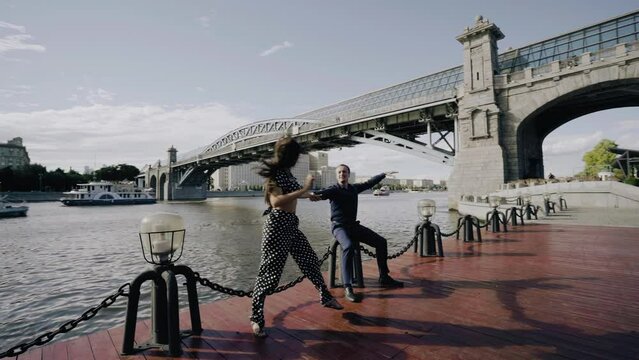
(314, 173, 386, 228)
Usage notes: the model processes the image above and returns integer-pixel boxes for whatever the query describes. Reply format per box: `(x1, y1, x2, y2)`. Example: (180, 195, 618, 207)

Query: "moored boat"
(373, 185, 390, 196)
(60, 181, 156, 206)
(0, 196, 29, 217)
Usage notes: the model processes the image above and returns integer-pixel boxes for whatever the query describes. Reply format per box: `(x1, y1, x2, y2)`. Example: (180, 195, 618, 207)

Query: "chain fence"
(194, 245, 333, 297)
(0, 283, 130, 359)
(2, 214, 497, 357)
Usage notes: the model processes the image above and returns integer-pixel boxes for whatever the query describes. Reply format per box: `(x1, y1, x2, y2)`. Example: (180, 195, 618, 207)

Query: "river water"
(0, 191, 457, 350)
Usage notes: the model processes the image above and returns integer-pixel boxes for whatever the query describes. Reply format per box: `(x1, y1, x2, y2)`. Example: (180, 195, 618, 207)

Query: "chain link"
(440, 221, 465, 237)
(0, 283, 130, 359)
(194, 246, 333, 297)
(359, 231, 418, 259)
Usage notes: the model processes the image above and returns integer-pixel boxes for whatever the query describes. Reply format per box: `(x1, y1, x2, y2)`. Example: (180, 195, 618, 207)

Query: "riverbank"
(0, 191, 63, 202)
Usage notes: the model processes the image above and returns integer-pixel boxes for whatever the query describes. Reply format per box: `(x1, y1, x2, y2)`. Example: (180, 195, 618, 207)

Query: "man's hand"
(384, 171, 398, 176)
(308, 193, 323, 202)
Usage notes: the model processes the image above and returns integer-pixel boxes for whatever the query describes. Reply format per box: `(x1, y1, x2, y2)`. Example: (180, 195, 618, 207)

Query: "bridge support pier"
(171, 186, 207, 201)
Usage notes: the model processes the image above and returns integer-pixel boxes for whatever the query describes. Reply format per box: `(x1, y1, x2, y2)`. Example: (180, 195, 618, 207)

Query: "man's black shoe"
(344, 287, 361, 302)
(379, 275, 404, 288)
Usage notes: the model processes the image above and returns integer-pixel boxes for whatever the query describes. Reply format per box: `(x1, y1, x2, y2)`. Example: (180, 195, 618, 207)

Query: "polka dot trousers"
(250, 209, 333, 327)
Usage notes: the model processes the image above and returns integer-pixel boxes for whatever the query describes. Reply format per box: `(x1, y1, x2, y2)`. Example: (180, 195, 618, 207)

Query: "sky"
(1, 1, 638, 183)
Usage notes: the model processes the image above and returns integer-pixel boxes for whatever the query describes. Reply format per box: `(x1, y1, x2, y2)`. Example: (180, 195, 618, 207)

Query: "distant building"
(400, 179, 414, 187)
(309, 152, 328, 170)
(227, 162, 262, 190)
(212, 154, 312, 191)
(413, 179, 434, 189)
(211, 167, 229, 190)
(0, 137, 30, 169)
(315, 165, 353, 189)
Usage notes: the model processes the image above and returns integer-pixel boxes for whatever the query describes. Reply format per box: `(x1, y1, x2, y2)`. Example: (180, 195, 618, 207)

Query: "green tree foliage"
(581, 139, 620, 178)
(94, 164, 140, 181)
(0, 163, 139, 191)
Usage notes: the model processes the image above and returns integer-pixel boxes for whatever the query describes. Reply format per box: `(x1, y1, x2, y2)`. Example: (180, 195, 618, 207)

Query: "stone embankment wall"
(457, 181, 639, 218)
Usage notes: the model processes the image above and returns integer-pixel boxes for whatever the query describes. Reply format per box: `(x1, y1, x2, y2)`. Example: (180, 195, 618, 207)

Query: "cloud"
(0, 103, 251, 171)
(543, 131, 603, 155)
(67, 87, 116, 104)
(0, 34, 45, 53)
(0, 85, 31, 98)
(0, 21, 25, 33)
(618, 119, 639, 130)
(197, 16, 211, 28)
(0, 21, 45, 54)
(259, 41, 293, 57)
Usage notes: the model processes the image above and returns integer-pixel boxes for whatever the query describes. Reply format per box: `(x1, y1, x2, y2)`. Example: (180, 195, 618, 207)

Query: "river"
(0, 191, 458, 350)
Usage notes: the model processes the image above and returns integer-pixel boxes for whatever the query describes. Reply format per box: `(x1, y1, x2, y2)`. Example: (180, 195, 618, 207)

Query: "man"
(311, 164, 404, 302)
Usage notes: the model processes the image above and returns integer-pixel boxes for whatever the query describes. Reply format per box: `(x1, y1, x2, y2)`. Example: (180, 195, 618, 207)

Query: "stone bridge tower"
(448, 16, 505, 209)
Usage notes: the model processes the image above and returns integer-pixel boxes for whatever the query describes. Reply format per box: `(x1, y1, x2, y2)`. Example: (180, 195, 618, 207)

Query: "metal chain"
(359, 232, 418, 259)
(0, 283, 130, 359)
(194, 246, 333, 297)
(440, 221, 464, 237)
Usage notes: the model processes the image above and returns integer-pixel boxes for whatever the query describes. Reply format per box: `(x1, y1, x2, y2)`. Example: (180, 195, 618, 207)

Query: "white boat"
(373, 185, 390, 196)
(60, 181, 156, 206)
(0, 196, 29, 217)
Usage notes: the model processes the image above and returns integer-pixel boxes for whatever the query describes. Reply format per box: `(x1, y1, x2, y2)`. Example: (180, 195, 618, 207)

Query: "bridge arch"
(198, 118, 325, 156)
(515, 78, 639, 179)
(158, 173, 167, 201)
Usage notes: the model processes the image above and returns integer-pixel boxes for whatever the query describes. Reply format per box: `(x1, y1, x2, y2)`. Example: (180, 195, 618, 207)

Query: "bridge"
(145, 10, 639, 209)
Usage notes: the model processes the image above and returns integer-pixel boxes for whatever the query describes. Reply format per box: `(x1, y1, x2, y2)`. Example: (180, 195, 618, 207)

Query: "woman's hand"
(303, 174, 315, 191)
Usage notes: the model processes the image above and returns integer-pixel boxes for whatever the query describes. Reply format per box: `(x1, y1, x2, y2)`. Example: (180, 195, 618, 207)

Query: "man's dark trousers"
(332, 223, 389, 287)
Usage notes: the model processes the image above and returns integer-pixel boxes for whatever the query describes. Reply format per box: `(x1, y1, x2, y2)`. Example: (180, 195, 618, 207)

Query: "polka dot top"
(274, 169, 302, 194)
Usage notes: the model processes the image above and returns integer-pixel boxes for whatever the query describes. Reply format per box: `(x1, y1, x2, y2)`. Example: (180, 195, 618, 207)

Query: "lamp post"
(485, 196, 507, 232)
(122, 213, 202, 356)
(413, 199, 444, 257)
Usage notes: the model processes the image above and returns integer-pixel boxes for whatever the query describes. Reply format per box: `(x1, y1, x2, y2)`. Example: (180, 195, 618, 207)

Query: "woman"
(250, 137, 342, 338)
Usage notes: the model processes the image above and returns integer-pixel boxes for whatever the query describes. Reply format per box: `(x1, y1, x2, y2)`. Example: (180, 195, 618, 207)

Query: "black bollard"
(329, 239, 364, 288)
(122, 264, 201, 355)
(486, 209, 508, 233)
(455, 215, 482, 242)
(506, 207, 524, 226)
(464, 215, 475, 241)
(417, 220, 444, 257)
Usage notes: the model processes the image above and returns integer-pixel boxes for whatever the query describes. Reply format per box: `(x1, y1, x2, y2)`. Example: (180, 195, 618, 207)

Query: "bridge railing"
(501, 39, 638, 85)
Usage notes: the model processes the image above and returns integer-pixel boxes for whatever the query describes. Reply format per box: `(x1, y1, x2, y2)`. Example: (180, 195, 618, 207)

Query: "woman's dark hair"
(256, 136, 302, 205)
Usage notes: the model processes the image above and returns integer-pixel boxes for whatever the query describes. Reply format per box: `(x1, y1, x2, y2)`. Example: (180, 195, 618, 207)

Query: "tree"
(581, 139, 621, 179)
(94, 164, 140, 181)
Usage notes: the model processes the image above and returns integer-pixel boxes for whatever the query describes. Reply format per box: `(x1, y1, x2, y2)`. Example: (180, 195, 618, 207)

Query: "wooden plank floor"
(15, 223, 639, 359)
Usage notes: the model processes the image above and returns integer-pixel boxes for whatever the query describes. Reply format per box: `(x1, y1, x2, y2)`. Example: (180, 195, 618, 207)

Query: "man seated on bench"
(310, 164, 403, 303)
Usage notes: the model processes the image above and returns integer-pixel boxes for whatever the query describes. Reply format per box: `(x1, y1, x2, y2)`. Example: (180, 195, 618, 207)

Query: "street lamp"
(414, 199, 444, 257)
(417, 199, 436, 220)
(139, 213, 185, 265)
(122, 213, 202, 356)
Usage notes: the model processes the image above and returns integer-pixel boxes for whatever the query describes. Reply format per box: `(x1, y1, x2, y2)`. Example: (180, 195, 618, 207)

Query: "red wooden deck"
(15, 223, 639, 359)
